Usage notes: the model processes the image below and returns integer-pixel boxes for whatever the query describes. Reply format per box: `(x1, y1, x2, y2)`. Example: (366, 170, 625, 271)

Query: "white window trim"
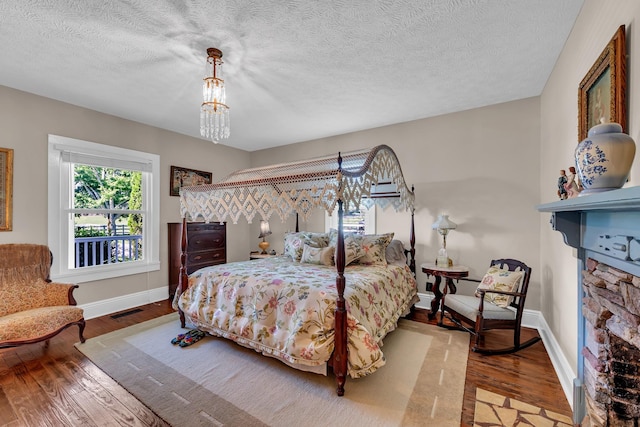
(324, 204, 376, 234)
(48, 135, 160, 283)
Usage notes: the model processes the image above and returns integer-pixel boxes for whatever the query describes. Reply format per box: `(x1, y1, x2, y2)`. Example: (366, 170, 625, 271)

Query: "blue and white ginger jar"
(575, 122, 636, 195)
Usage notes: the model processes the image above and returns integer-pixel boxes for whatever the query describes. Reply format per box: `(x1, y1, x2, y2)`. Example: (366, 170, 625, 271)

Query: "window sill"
(51, 260, 160, 283)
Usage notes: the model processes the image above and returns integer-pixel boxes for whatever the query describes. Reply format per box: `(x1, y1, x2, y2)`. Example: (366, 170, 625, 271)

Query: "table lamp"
(258, 220, 272, 254)
(432, 214, 457, 267)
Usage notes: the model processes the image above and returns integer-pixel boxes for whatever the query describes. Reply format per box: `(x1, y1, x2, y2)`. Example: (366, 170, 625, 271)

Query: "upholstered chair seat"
(443, 294, 517, 321)
(0, 244, 85, 348)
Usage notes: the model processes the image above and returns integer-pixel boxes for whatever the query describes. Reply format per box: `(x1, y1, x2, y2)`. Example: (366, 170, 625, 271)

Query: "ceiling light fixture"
(200, 47, 230, 143)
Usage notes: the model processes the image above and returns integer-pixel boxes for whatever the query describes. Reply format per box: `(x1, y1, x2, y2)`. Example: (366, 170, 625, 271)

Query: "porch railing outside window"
(74, 235, 143, 268)
(75, 224, 130, 235)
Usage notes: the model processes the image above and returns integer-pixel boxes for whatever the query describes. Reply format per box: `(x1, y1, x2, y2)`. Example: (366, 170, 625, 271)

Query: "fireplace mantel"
(536, 185, 640, 424)
(537, 186, 640, 252)
(537, 186, 640, 213)
(537, 186, 640, 216)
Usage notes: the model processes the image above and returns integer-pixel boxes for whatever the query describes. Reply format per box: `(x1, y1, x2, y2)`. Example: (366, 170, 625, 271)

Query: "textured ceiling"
(0, 0, 584, 152)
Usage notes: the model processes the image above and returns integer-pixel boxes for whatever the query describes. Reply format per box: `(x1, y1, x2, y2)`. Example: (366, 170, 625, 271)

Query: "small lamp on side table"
(258, 220, 272, 254)
(432, 214, 457, 267)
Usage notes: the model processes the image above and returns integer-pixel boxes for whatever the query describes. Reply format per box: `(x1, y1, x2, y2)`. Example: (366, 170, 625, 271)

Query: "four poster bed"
(173, 144, 416, 395)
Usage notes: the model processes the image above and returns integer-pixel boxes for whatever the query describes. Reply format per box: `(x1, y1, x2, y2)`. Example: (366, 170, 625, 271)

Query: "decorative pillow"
(328, 230, 394, 266)
(475, 266, 524, 308)
(327, 229, 365, 266)
(300, 244, 335, 266)
(328, 228, 338, 245)
(385, 239, 407, 266)
(283, 231, 330, 262)
(342, 235, 366, 266)
(327, 228, 354, 248)
(357, 233, 394, 266)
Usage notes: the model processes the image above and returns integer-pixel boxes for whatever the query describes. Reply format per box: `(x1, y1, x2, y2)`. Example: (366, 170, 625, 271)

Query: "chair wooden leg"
(78, 319, 86, 344)
(473, 331, 482, 349)
(473, 317, 483, 349)
(514, 325, 522, 349)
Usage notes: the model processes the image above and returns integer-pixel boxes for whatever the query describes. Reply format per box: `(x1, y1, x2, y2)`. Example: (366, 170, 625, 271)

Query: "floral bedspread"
(173, 256, 417, 378)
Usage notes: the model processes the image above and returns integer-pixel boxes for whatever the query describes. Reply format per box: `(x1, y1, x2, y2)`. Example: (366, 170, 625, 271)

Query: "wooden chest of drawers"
(168, 222, 226, 297)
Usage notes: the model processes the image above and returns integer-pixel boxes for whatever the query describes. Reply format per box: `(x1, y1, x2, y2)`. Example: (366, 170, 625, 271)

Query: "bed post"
(409, 186, 416, 276)
(177, 216, 187, 328)
(334, 156, 347, 396)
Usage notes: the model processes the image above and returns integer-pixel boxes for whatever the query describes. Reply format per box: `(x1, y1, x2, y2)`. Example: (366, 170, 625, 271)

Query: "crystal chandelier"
(200, 47, 230, 143)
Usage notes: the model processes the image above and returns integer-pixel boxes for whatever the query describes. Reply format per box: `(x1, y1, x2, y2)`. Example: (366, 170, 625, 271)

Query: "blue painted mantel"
(537, 185, 640, 423)
(537, 186, 640, 269)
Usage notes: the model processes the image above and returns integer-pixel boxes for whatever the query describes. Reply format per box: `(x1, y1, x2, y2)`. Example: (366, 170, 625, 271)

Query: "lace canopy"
(180, 145, 414, 224)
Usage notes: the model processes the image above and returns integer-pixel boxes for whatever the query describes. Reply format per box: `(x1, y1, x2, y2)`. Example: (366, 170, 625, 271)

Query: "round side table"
(421, 262, 469, 320)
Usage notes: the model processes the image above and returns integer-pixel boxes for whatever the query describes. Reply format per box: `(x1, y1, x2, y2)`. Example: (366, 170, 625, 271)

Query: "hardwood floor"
(406, 308, 573, 426)
(0, 301, 572, 426)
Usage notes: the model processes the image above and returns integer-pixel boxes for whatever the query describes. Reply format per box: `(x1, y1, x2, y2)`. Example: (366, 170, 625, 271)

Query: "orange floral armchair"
(0, 244, 85, 348)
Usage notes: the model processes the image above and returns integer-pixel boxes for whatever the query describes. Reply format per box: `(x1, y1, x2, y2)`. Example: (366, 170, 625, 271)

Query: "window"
(48, 135, 160, 283)
(325, 203, 375, 235)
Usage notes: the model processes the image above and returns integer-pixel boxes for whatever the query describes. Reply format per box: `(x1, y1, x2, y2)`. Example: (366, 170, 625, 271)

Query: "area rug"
(76, 313, 469, 426)
(473, 388, 573, 427)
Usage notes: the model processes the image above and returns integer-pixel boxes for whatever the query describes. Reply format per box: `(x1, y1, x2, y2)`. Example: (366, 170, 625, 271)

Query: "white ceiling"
(0, 0, 584, 152)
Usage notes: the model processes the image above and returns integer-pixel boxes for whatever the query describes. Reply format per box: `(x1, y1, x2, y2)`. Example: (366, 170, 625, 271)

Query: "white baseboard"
(522, 309, 576, 410)
(415, 292, 575, 410)
(414, 292, 433, 310)
(79, 286, 169, 320)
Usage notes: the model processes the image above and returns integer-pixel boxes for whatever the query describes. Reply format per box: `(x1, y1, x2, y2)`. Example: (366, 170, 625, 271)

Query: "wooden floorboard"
(0, 300, 572, 426)
(407, 308, 572, 427)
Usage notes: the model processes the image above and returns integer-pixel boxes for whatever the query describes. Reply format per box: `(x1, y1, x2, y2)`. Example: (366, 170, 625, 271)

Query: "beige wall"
(0, 85, 251, 306)
(540, 0, 640, 375)
(251, 97, 542, 305)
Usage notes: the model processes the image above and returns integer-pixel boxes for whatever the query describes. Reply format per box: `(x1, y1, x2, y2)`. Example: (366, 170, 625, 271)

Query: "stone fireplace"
(581, 258, 640, 425)
(538, 186, 640, 426)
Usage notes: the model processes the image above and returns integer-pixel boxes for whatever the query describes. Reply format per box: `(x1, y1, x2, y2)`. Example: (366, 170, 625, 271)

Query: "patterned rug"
(473, 388, 573, 426)
(76, 312, 470, 426)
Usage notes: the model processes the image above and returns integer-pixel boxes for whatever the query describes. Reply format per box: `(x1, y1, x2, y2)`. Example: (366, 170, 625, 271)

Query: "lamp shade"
(259, 220, 272, 238)
(431, 214, 457, 231)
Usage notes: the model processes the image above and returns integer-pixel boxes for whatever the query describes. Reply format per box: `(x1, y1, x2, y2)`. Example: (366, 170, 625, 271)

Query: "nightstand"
(249, 252, 277, 260)
(421, 262, 469, 320)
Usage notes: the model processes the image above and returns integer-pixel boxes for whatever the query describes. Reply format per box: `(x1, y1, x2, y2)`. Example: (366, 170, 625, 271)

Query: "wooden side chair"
(438, 258, 541, 355)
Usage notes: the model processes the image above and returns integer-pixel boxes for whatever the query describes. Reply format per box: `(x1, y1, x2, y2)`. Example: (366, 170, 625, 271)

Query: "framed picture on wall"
(170, 165, 212, 196)
(0, 147, 13, 231)
(578, 25, 626, 142)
